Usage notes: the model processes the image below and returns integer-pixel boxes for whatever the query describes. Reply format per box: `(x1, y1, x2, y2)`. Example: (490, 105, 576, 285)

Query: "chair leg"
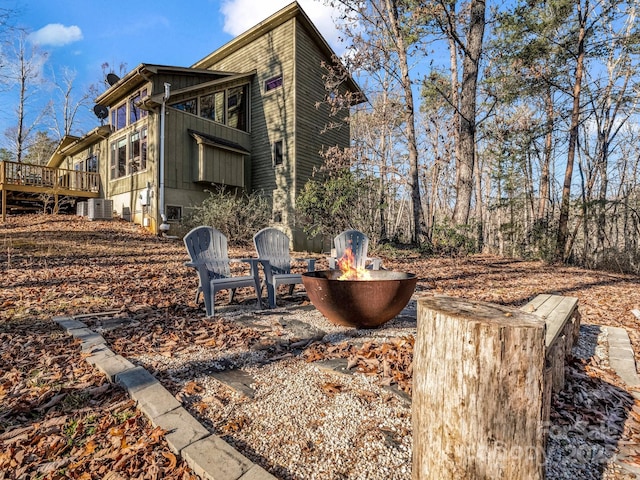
(266, 283, 276, 308)
(288, 284, 295, 296)
(195, 286, 202, 304)
(229, 288, 237, 303)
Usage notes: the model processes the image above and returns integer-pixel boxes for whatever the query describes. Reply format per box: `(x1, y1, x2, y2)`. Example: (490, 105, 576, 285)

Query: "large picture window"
(110, 129, 147, 181)
(129, 128, 148, 173)
(129, 89, 148, 123)
(178, 83, 250, 132)
(170, 99, 197, 114)
(227, 85, 247, 131)
(200, 91, 225, 123)
(110, 87, 148, 131)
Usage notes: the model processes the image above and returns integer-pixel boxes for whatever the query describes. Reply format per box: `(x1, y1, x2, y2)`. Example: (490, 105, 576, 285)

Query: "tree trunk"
(555, 0, 587, 261)
(385, 0, 425, 244)
(538, 85, 554, 222)
(452, 0, 486, 225)
(413, 295, 546, 480)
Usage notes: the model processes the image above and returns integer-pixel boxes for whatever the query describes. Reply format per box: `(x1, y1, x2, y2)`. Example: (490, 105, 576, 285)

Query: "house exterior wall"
(162, 106, 252, 220)
(52, 4, 358, 252)
(293, 20, 351, 251)
(204, 19, 297, 235)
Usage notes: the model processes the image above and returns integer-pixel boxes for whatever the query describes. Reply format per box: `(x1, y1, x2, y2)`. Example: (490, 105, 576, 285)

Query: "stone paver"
(53, 310, 640, 480)
(152, 407, 211, 454)
(181, 435, 260, 480)
(608, 327, 640, 388)
(54, 315, 277, 480)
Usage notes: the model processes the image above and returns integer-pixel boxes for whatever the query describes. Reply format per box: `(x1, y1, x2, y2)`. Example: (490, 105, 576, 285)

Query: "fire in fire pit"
(302, 248, 417, 328)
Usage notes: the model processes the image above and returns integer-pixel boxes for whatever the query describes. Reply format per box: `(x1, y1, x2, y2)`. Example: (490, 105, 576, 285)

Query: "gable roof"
(192, 1, 362, 96)
(47, 125, 112, 168)
(95, 64, 235, 107)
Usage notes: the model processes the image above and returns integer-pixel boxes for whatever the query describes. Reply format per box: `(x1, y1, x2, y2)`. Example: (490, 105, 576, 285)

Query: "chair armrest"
(366, 257, 382, 270)
(238, 258, 263, 278)
(294, 258, 316, 272)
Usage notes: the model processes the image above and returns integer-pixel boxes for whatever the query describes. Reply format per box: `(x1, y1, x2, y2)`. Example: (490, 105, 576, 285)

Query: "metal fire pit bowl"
(301, 270, 418, 328)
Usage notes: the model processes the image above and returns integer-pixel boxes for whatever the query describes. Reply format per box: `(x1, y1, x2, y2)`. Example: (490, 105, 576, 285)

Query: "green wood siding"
(205, 19, 296, 203)
(164, 108, 251, 190)
(294, 21, 350, 196)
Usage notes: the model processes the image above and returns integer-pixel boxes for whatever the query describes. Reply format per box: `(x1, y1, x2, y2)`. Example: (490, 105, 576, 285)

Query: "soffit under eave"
(139, 71, 257, 110)
(95, 64, 234, 106)
(46, 125, 112, 168)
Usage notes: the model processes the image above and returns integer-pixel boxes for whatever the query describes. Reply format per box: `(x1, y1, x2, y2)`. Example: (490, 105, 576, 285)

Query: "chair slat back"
(333, 229, 369, 270)
(254, 227, 292, 275)
(184, 226, 231, 279)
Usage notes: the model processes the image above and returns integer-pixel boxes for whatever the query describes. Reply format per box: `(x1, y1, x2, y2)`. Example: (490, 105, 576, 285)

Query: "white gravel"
(126, 299, 634, 480)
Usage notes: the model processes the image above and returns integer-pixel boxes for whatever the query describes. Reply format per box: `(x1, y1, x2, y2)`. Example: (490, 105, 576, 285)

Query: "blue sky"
(0, 0, 345, 146)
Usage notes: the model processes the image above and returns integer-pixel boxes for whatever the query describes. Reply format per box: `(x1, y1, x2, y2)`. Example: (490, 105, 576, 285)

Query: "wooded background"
(301, 0, 640, 273)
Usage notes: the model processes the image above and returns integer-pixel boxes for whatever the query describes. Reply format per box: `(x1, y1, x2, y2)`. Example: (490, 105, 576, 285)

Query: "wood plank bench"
(520, 294, 581, 426)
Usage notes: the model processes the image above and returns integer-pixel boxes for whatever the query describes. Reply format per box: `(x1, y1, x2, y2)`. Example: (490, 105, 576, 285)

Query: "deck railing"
(0, 160, 100, 194)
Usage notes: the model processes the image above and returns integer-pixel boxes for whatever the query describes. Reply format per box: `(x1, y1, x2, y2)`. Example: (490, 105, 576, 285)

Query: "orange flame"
(336, 247, 371, 280)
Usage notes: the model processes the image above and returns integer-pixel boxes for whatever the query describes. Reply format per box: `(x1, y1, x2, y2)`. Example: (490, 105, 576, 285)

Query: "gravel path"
(91, 296, 640, 480)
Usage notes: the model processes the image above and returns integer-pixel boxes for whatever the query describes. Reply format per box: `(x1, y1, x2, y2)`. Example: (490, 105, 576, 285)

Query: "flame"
(336, 247, 371, 280)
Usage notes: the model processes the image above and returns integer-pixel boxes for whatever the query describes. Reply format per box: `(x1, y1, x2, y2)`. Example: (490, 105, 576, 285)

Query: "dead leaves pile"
(305, 336, 415, 394)
(0, 320, 198, 479)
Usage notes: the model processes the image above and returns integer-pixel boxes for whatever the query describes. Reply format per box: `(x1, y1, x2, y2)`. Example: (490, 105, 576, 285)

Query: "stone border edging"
(53, 316, 277, 480)
(607, 326, 640, 395)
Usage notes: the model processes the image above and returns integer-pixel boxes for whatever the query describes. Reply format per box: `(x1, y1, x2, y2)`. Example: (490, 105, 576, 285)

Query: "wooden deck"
(1, 161, 100, 220)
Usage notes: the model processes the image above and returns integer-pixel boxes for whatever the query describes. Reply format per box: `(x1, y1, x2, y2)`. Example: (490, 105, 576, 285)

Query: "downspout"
(159, 82, 171, 233)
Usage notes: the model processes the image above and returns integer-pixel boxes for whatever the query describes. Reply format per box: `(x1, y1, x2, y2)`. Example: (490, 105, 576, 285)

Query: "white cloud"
(220, 0, 345, 55)
(28, 24, 83, 47)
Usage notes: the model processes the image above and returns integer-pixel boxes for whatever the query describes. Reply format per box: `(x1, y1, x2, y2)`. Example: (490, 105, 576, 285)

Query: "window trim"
(272, 140, 284, 167)
(264, 75, 283, 93)
(165, 205, 182, 222)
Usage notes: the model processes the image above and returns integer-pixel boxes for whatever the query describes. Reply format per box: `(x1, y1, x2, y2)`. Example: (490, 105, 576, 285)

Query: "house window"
(110, 138, 127, 179)
(166, 205, 182, 222)
(130, 132, 140, 173)
(139, 128, 148, 170)
(170, 99, 197, 114)
(110, 87, 148, 130)
(264, 75, 283, 92)
(129, 89, 148, 123)
(129, 128, 148, 173)
(200, 91, 225, 123)
(86, 154, 98, 173)
(272, 140, 283, 166)
(227, 85, 247, 131)
(112, 103, 127, 130)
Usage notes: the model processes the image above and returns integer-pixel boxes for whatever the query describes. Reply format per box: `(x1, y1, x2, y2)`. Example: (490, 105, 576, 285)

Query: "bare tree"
(50, 67, 95, 139)
(2, 31, 51, 162)
(329, 0, 427, 244)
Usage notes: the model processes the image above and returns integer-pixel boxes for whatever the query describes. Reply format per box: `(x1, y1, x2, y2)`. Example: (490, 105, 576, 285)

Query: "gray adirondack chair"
(328, 229, 382, 270)
(253, 227, 316, 308)
(183, 226, 262, 317)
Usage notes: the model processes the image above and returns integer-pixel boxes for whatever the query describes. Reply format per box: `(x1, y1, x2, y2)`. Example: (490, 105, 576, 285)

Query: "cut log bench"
(412, 294, 580, 480)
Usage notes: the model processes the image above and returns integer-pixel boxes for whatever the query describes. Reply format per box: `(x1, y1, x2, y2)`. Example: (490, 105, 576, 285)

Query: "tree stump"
(413, 296, 547, 480)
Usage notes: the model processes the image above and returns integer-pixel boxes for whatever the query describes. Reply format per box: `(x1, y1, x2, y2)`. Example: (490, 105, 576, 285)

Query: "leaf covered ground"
(1, 214, 640, 478)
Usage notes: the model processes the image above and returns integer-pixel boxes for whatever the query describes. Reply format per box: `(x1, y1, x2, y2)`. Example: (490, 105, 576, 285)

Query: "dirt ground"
(1, 214, 640, 479)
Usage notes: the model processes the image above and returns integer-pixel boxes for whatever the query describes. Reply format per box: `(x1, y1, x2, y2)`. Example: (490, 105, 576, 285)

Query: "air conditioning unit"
(87, 199, 113, 220)
(76, 201, 87, 217)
